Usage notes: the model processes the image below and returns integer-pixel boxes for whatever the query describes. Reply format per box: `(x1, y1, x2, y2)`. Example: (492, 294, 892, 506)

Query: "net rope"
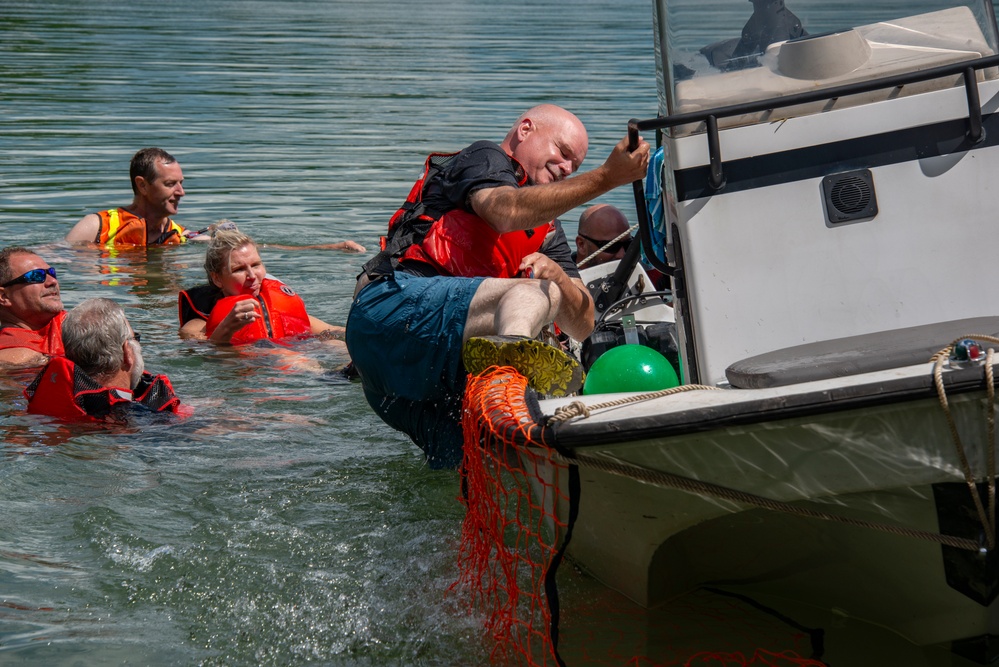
(456, 366, 829, 666)
(456, 336, 999, 662)
(455, 366, 571, 666)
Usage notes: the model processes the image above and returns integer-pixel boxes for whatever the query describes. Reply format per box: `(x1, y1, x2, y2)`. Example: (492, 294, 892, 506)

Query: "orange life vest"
(97, 208, 187, 246)
(401, 209, 552, 278)
(204, 278, 312, 345)
(0, 310, 66, 356)
(25, 356, 181, 422)
(364, 150, 552, 279)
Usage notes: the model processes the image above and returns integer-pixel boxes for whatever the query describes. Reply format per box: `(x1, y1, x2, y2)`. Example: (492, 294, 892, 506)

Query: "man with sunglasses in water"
(66, 147, 207, 246)
(0, 246, 66, 368)
(574, 204, 633, 268)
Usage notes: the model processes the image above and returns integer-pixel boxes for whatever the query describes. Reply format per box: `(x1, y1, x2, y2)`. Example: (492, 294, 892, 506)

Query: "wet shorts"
(345, 272, 485, 468)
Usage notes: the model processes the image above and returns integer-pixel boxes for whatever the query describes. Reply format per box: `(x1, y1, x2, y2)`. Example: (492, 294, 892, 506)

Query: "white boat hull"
(520, 362, 999, 653)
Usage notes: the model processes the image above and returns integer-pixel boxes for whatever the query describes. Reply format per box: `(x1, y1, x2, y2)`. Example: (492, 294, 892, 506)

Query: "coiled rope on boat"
(545, 382, 721, 425)
(931, 334, 999, 550)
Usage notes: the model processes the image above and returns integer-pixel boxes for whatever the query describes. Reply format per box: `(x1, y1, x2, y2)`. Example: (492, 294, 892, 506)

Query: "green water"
(1, 1, 658, 663)
(0, 0, 989, 665)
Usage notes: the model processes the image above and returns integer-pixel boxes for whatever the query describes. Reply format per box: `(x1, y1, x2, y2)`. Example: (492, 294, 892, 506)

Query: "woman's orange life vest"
(204, 278, 312, 345)
(97, 208, 187, 246)
(0, 310, 66, 356)
(25, 356, 182, 422)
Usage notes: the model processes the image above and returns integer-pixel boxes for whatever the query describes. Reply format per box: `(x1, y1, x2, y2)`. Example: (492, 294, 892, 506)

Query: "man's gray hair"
(62, 298, 132, 380)
(204, 220, 257, 282)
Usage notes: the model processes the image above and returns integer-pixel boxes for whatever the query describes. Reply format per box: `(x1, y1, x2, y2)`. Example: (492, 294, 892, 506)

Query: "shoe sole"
(463, 337, 583, 397)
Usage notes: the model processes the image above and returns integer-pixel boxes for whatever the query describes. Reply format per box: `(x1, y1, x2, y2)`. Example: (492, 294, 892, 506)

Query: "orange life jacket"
(363, 150, 552, 279)
(401, 209, 552, 278)
(97, 208, 187, 246)
(204, 278, 311, 345)
(25, 356, 181, 422)
(0, 310, 66, 356)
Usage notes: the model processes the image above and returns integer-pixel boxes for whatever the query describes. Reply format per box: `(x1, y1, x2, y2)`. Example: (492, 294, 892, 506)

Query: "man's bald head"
(501, 104, 589, 185)
(576, 204, 633, 267)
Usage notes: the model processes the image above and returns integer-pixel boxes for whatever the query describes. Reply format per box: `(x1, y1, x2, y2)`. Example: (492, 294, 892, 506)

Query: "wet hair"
(204, 220, 258, 284)
(61, 298, 132, 380)
(130, 147, 177, 195)
(0, 246, 34, 286)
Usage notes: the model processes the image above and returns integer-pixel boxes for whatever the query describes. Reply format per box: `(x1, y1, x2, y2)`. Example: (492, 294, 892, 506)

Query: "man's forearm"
(473, 167, 617, 233)
(554, 277, 595, 341)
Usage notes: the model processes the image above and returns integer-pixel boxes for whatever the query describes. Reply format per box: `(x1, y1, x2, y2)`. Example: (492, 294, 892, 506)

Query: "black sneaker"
(463, 335, 584, 397)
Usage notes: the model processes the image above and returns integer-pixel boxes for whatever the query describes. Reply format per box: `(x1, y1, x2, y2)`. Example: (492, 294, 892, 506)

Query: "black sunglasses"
(2, 266, 58, 288)
(580, 233, 631, 254)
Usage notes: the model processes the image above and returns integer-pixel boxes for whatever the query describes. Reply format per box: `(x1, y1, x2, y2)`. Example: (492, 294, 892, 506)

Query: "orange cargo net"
(455, 365, 571, 666)
(456, 366, 828, 667)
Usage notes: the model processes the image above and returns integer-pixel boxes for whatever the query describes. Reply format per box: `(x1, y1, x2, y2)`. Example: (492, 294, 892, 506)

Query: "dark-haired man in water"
(66, 147, 203, 246)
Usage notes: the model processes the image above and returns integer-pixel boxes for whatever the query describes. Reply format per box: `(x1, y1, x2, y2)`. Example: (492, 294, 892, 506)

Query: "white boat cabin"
(646, 0, 999, 386)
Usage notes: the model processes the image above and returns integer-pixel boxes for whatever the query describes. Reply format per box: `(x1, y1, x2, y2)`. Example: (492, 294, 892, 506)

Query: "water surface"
(0, 1, 986, 665)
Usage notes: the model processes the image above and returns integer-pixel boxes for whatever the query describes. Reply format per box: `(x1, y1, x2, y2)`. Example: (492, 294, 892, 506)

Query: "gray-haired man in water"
(26, 298, 183, 421)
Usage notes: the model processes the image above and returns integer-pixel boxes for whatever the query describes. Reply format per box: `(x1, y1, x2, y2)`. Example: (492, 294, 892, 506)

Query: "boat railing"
(624, 51, 999, 283)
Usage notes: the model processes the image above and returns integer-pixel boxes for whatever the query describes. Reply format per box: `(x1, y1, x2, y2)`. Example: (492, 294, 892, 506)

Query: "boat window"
(654, 0, 999, 128)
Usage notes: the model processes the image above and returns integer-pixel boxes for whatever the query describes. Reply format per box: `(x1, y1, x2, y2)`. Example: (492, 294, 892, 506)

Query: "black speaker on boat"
(821, 168, 878, 224)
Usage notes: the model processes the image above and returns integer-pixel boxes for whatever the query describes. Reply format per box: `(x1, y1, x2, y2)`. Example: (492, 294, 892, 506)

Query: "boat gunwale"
(540, 361, 997, 449)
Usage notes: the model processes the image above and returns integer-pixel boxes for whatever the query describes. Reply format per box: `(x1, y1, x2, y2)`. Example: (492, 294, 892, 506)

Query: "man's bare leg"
(461, 278, 581, 396)
(463, 278, 561, 342)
